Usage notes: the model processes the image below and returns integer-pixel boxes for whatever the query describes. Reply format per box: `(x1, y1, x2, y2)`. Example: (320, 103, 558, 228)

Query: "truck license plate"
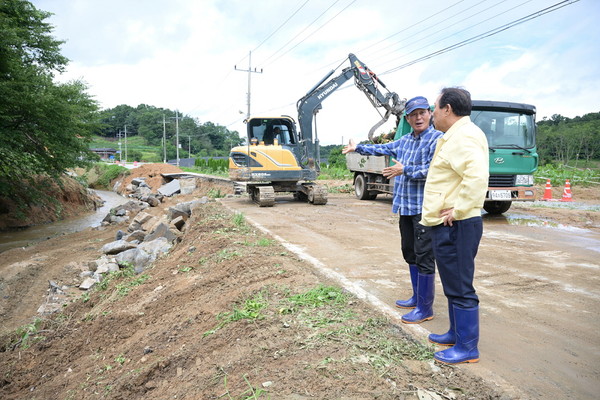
(490, 190, 512, 200)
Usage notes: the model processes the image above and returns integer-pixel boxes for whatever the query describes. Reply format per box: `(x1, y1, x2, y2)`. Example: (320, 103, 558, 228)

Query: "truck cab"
(346, 100, 538, 214)
(471, 100, 538, 214)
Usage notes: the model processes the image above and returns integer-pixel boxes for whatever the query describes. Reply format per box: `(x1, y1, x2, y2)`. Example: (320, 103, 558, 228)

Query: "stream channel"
(0, 190, 128, 254)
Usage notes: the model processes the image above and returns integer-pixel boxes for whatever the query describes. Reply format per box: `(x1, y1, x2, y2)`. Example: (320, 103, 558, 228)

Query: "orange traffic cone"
(542, 179, 552, 201)
(560, 179, 573, 202)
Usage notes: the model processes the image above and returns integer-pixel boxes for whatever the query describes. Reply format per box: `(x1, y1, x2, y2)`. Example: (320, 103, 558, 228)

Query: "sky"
(31, 0, 600, 146)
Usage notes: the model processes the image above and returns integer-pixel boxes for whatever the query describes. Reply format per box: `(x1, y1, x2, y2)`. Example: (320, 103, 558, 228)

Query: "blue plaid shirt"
(355, 125, 443, 215)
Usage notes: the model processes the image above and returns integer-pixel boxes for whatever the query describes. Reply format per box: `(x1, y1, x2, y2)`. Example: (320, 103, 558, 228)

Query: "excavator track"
(251, 185, 275, 207)
(307, 184, 328, 205)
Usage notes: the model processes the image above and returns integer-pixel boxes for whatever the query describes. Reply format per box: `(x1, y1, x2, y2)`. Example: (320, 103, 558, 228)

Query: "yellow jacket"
(420, 116, 489, 226)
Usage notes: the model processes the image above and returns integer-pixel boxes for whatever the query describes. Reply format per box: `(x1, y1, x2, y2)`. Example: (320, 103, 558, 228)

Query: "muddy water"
(0, 190, 128, 253)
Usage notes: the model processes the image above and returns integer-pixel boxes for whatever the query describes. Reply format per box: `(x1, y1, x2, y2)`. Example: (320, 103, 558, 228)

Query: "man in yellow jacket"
(421, 87, 489, 364)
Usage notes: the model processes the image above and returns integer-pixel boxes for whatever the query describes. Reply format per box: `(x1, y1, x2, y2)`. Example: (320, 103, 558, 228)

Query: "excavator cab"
(247, 118, 296, 146)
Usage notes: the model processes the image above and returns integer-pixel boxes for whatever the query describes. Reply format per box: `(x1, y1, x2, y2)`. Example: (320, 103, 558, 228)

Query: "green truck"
(345, 100, 538, 214)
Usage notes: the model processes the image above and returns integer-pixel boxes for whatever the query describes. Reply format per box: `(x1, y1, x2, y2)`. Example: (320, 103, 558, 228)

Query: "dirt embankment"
(0, 175, 103, 231)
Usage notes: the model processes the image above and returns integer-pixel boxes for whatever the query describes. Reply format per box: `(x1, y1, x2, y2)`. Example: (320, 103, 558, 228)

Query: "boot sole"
(401, 315, 433, 324)
(428, 339, 454, 346)
(395, 304, 416, 309)
(434, 357, 479, 364)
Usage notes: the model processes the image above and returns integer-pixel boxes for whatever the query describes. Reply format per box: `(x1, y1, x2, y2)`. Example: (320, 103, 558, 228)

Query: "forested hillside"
(96, 105, 242, 161)
(537, 112, 600, 166)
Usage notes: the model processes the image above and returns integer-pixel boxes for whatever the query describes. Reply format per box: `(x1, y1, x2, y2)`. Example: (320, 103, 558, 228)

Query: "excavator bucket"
(367, 109, 393, 142)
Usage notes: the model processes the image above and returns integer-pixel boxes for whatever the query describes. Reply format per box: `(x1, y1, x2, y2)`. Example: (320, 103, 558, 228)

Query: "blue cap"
(405, 96, 430, 115)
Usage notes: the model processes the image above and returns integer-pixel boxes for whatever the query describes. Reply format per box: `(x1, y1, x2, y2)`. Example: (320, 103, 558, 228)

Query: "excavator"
(228, 53, 406, 207)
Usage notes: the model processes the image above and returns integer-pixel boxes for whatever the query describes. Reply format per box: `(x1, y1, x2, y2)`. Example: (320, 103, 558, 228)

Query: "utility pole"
(235, 51, 263, 119)
(175, 111, 179, 166)
(162, 115, 167, 163)
(124, 125, 128, 163)
(169, 110, 181, 166)
(117, 130, 122, 163)
(188, 136, 191, 157)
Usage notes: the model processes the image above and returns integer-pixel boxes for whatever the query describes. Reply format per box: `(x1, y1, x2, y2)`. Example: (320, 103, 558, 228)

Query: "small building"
(90, 148, 117, 160)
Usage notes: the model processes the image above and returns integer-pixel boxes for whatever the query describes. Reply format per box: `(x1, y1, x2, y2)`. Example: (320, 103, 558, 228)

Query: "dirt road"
(220, 192, 600, 400)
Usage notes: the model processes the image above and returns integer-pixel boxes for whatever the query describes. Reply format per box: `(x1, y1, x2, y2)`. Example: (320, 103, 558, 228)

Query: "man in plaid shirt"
(343, 96, 443, 324)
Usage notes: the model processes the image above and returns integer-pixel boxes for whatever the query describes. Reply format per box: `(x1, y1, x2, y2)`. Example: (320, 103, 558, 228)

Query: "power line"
(380, 0, 579, 75)
(275, 0, 509, 81)
(257, 0, 342, 67)
(356, 0, 469, 59)
(252, 0, 311, 53)
(376, 0, 531, 70)
(262, 0, 357, 67)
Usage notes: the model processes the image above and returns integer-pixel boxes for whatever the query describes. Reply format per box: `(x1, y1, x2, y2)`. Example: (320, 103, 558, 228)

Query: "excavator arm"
(295, 53, 405, 168)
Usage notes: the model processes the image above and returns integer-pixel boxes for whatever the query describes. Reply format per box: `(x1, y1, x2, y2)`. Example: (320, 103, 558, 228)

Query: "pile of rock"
(84, 197, 210, 286)
(37, 192, 211, 315)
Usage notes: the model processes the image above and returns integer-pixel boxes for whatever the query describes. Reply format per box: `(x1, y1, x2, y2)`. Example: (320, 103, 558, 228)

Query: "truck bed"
(345, 152, 389, 173)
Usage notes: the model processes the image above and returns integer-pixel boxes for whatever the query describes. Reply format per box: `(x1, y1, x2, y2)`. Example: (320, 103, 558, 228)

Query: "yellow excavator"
(228, 53, 405, 207)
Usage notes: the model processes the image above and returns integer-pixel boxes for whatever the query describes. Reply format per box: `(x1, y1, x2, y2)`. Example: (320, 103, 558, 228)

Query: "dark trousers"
(431, 216, 482, 308)
(399, 214, 435, 274)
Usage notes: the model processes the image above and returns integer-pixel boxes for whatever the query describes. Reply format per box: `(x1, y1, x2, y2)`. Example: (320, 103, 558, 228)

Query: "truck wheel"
(483, 201, 512, 214)
(354, 174, 377, 200)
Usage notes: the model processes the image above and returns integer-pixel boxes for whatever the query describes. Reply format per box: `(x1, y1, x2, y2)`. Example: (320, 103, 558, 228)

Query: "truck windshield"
(471, 110, 535, 149)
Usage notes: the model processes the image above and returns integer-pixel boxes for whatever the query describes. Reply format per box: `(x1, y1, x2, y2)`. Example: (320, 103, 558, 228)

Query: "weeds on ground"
(232, 212, 246, 227)
(318, 165, 353, 180)
(207, 188, 225, 198)
(204, 284, 434, 370)
(223, 374, 268, 400)
(237, 237, 275, 247)
(2, 318, 47, 350)
(328, 183, 354, 193)
(204, 289, 270, 337)
(536, 163, 600, 186)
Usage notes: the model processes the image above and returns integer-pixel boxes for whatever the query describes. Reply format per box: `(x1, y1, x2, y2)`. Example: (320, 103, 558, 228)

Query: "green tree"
(326, 146, 346, 168)
(537, 111, 600, 166)
(0, 0, 98, 200)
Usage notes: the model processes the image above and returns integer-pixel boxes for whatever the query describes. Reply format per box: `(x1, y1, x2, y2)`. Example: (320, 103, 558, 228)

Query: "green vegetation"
(95, 265, 150, 299)
(318, 165, 353, 180)
(286, 284, 348, 308)
(535, 163, 600, 187)
(222, 374, 268, 400)
(204, 283, 434, 367)
(4, 318, 46, 350)
(95, 105, 242, 161)
(232, 212, 246, 228)
(0, 0, 99, 202)
(537, 112, 600, 165)
(204, 290, 270, 337)
(194, 157, 229, 172)
(81, 163, 130, 189)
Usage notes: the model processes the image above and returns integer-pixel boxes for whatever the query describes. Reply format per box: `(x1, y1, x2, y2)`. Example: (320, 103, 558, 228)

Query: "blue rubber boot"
(428, 300, 456, 346)
(395, 264, 418, 309)
(401, 273, 434, 324)
(434, 305, 479, 364)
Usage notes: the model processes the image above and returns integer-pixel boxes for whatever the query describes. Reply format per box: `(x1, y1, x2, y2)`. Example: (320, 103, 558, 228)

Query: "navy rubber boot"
(434, 305, 480, 364)
(428, 299, 456, 346)
(395, 264, 418, 309)
(401, 273, 435, 324)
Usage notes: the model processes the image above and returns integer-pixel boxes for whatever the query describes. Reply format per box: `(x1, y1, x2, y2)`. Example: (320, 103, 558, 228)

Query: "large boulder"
(158, 179, 180, 197)
(101, 240, 137, 255)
